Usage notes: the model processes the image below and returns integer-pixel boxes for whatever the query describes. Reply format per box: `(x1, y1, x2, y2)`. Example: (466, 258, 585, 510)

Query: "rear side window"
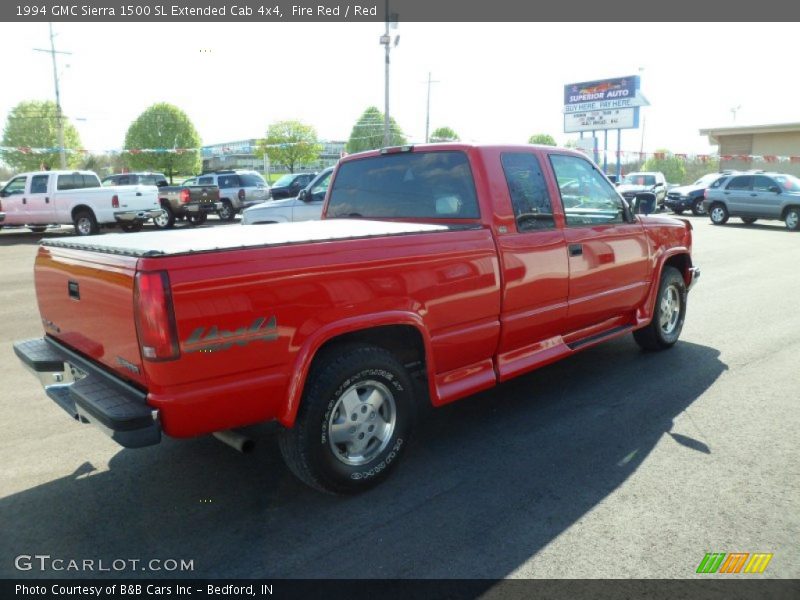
(238, 173, 266, 187)
(500, 152, 555, 231)
(217, 175, 240, 188)
(57, 174, 77, 190)
(197, 177, 213, 185)
(327, 151, 480, 219)
(752, 175, 777, 191)
(30, 175, 49, 194)
(726, 176, 752, 190)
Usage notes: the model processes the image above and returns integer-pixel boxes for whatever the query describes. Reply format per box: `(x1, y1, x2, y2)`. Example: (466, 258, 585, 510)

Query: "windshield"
(773, 174, 800, 191)
(273, 174, 295, 187)
(693, 173, 722, 187)
(622, 174, 656, 186)
(327, 151, 479, 220)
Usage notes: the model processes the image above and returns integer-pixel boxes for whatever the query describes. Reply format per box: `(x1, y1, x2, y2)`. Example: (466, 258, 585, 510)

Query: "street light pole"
(424, 72, 440, 143)
(34, 23, 71, 169)
(383, 0, 391, 146)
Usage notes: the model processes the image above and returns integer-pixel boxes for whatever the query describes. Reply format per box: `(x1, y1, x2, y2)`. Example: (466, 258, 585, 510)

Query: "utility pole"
(380, 1, 399, 147)
(424, 72, 440, 143)
(34, 23, 71, 169)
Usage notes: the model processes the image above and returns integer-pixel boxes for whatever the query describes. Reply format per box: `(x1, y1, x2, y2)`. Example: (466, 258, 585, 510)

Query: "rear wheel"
(278, 344, 416, 494)
(691, 198, 706, 216)
(153, 204, 175, 229)
(633, 266, 687, 351)
(709, 203, 729, 225)
(120, 222, 143, 233)
(217, 199, 236, 222)
(73, 209, 99, 236)
(785, 207, 800, 231)
(741, 217, 757, 225)
(187, 212, 208, 226)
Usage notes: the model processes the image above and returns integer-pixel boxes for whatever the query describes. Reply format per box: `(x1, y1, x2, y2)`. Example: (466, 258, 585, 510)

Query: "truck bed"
(40, 219, 451, 257)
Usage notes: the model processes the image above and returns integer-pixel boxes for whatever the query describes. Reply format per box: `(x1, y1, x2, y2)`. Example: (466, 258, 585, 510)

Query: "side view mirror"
(0, 190, 7, 198)
(297, 189, 309, 202)
(769, 186, 781, 194)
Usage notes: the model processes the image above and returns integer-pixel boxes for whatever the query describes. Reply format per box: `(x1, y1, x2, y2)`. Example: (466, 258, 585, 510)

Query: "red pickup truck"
(14, 144, 699, 494)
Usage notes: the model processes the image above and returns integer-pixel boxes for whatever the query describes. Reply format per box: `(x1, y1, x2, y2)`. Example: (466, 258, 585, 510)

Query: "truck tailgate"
(34, 245, 146, 387)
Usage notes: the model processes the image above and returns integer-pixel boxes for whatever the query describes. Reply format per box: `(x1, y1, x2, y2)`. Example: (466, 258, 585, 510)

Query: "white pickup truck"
(0, 170, 161, 235)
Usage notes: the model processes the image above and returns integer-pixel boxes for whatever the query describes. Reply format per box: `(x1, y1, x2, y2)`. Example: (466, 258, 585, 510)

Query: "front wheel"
(691, 198, 706, 216)
(217, 200, 236, 222)
(153, 205, 175, 229)
(785, 207, 800, 231)
(278, 344, 416, 494)
(709, 203, 729, 225)
(633, 266, 687, 351)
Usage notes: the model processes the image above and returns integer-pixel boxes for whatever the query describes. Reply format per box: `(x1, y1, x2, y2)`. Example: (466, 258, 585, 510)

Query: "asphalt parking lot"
(0, 214, 798, 580)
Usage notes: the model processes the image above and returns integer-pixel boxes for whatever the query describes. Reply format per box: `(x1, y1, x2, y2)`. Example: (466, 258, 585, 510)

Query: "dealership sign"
(563, 75, 646, 132)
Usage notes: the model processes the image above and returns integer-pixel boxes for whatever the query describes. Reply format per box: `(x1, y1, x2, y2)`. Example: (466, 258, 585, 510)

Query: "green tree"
(0, 100, 83, 171)
(643, 149, 687, 184)
(258, 120, 321, 174)
(528, 133, 557, 146)
(430, 126, 459, 142)
(123, 103, 201, 183)
(346, 106, 407, 153)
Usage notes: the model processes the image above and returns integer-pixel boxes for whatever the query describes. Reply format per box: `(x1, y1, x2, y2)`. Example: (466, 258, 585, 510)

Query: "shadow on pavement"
(0, 337, 726, 579)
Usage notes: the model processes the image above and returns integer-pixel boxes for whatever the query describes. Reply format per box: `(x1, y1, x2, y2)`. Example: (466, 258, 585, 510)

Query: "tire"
(633, 266, 687, 351)
(187, 212, 208, 226)
(73, 209, 99, 236)
(29, 226, 47, 233)
(741, 217, 757, 225)
(784, 207, 800, 231)
(217, 199, 236, 222)
(709, 203, 729, 225)
(120, 222, 144, 233)
(278, 344, 416, 494)
(691, 198, 706, 216)
(153, 204, 175, 229)
(672, 208, 684, 215)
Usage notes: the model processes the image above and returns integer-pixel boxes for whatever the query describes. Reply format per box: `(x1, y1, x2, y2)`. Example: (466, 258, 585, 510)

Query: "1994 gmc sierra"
(14, 144, 699, 494)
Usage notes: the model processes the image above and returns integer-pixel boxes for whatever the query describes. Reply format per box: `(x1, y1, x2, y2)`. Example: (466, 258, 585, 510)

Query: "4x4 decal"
(183, 316, 278, 353)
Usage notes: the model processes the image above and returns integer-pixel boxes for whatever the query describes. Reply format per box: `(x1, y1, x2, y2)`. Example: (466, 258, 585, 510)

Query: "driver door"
(0, 175, 29, 225)
(294, 170, 332, 221)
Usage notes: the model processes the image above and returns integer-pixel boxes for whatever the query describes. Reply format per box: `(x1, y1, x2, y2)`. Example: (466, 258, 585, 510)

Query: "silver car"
(187, 170, 270, 222)
(703, 172, 800, 231)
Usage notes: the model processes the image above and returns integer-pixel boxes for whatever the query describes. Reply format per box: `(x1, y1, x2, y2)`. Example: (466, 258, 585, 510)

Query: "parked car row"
(703, 171, 800, 231)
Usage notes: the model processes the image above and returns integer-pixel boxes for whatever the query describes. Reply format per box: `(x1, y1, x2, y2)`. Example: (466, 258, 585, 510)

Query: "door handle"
(22, 198, 27, 204)
(750, 193, 758, 196)
(45, 197, 50, 203)
(569, 243, 583, 257)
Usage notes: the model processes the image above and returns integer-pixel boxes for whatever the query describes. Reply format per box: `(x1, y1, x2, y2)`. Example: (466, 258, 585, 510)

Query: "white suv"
(186, 170, 269, 221)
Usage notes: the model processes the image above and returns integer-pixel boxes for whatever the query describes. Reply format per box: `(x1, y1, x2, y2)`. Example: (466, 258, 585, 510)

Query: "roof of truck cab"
(13, 170, 99, 177)
(340, 142, 583, 163)
(40, 219, 451, 257)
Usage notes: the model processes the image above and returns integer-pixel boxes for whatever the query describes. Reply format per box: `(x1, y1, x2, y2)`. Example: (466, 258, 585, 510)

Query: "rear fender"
(279, 312, 436, 427)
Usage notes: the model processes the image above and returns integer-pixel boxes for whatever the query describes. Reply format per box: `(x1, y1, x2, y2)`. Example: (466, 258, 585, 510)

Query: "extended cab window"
(239, 173, 266, 187)
(501, 152, 554, 231)
(549, 154, 624, 226)
(30, 175, 49, 194)
(197, 177, 213, 185)
(57, 174, 100, 190)
(327, 151, 479, 219)
(217, 175, 240, 188)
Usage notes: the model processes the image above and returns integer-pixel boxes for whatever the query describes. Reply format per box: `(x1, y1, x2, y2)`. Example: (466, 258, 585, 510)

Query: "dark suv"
(269, 173, 316, 200)
(703, 171, 800, 230)
(665, 172, 731, 216)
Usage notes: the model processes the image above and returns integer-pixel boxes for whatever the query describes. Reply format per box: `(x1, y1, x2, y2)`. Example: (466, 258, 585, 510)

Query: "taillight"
(238, 188, 245, 201)
(180, 188, 190, 204)
(134, 271, 180, 362)
(112, 195, 119, 208)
